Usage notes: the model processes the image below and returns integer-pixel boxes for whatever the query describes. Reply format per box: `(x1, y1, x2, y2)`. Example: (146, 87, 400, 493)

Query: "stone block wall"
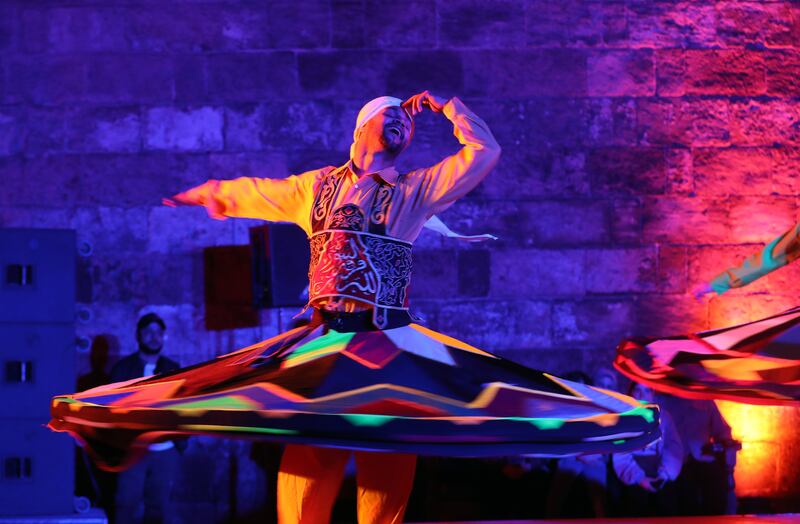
(2, 0, 799, 516)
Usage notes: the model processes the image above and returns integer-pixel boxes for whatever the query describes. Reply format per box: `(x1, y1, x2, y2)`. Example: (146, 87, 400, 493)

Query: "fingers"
(164, 193, 196, 207)
(402, 95, 418, 115)
(418, 90, 430, 113)
(164, 182, 212, 209)
(164, 191, 197, 207)
(162, 181, 227, 220)
(165, 194, 226, 220)
(407, 95, 423, 116)
(167, 181, 216, 207)
(419, 90, 432, 113)
(691, 283, 715, 301)
(403, 91, 433, 116)
(401, 99, 416, 116)
(410, 91, 424, 114)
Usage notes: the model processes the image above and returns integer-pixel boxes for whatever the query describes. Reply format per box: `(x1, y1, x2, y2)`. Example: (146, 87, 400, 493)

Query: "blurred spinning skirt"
(51, 315, 660, 470)
(616, 306, 800, 405)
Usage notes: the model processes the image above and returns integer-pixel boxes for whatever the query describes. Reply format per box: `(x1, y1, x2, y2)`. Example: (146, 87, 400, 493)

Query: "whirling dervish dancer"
(617, 222, 800, 405)
(51, 91, 659, 524)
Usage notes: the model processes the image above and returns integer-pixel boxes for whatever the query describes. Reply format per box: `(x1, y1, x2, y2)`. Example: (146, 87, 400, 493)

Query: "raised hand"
(403, 90, 448, 116)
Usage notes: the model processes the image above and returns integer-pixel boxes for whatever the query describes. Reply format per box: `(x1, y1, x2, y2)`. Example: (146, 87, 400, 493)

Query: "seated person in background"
(658, 396, 739, 515)
(545, 370, 612, 518)
(111, 313, 184, 524)
(593, 366, 620, 392)
(612, 384, 683, 517)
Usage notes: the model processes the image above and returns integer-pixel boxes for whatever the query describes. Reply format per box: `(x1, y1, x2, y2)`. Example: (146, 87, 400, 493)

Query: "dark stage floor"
(413, 515, 800, 524)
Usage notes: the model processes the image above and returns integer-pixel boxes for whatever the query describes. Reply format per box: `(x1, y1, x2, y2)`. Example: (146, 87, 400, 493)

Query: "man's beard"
(380, 130, 406, 154)
(139, 342, 162, 355)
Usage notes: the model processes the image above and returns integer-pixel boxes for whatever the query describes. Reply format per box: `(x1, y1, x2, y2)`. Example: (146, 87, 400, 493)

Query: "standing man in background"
(111, 313, 184, 524)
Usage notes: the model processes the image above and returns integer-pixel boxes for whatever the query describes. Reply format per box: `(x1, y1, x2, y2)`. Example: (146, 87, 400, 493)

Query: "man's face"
(593, 370, 618, 392)
(632, 384, 655, 403)
(138, 322, 164, 355)
(361, 106, 413, 154)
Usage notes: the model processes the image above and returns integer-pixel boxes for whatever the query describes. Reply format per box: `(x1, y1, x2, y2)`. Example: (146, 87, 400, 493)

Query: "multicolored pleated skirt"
(51, 315, 660, 470)
(616, 306, 800, 405)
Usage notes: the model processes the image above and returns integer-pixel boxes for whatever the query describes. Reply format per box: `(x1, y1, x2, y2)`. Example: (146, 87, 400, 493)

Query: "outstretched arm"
(403, 91, 501, 215)
(693, 222, 800, 298)
(164, 168, 330, 233)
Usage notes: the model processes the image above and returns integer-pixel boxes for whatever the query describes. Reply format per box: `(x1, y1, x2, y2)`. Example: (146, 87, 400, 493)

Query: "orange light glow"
(709, 299, 800, 498)
(715, 401, 794, 497)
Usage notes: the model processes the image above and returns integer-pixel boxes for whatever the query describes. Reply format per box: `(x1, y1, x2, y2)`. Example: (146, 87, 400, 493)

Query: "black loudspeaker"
(0, 325, 74, 419)
(0, 420, 74, 515)
(250, 224, 310, 308)
(0, 228, 75, 516)
(203, 245, 258, 331)
(0, 229, 75, 323)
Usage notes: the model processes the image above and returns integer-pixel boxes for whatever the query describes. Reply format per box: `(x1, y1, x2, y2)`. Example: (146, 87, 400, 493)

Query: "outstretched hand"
(691, 282, 716, 301)
(403, 90, 448, 116)
(162, 194, 192, 208)
(162, 180, 227, 220)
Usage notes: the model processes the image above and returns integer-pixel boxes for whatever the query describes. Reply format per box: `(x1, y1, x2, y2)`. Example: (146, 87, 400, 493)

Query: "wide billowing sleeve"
(405, 97, 501, 215)
(179, 168, 330, 235)
(710, 222, 800, 294)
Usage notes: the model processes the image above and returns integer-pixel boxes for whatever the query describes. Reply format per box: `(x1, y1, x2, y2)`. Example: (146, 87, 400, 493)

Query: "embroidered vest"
(307, 166, 413, 329)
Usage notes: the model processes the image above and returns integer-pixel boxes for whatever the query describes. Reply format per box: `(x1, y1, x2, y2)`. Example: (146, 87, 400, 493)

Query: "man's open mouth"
(387, 126, 403, 137)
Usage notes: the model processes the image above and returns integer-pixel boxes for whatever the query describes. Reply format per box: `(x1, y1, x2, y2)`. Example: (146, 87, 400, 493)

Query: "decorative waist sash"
(308, 229, 413, 329)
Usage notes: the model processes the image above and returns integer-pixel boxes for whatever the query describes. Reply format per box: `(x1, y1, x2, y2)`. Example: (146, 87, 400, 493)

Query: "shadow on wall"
(75, 335, 119, 520)
(77, 334, 118, 392)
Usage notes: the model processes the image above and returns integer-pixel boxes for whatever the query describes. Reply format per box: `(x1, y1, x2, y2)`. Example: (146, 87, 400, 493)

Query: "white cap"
(350, 96, 413, 158)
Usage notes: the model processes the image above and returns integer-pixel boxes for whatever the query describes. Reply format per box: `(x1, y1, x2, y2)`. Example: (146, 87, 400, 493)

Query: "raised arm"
(164, 168, 331, 234)
(694, 222, 800, 297)
(403, 93, 501, 215)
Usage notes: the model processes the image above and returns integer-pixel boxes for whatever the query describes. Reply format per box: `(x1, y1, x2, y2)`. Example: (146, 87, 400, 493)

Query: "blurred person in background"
(612, 384, 683, 517)
(545, 370, 612, 518)
(659, 396, 739, 515)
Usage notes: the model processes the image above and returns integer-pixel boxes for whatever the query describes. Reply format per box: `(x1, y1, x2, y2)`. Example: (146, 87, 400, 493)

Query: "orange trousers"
(277, 444, 417, 524)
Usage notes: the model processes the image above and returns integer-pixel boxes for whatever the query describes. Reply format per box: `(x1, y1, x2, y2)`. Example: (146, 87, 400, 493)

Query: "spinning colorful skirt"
(616, 306, 800, 405)
(51, 164, 660, 471)
(51, 310, 660, 470)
